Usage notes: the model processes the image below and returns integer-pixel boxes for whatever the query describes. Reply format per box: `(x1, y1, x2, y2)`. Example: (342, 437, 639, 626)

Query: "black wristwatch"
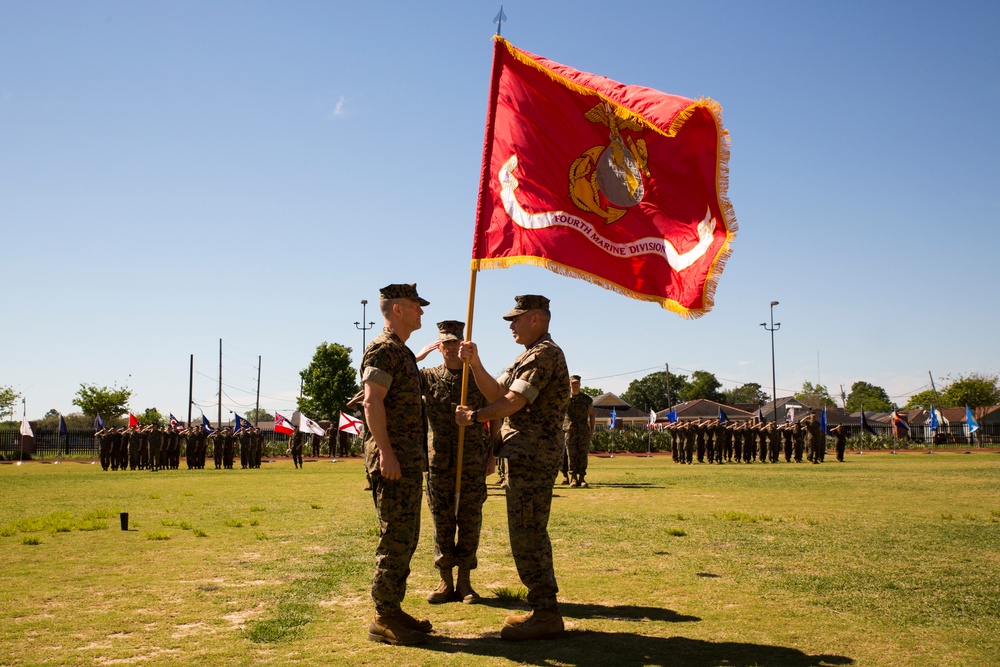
(470, 409, 479, 424)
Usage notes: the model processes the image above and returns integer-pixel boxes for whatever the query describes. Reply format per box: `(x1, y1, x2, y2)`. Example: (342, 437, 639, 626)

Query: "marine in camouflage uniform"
(418, 320, 491, 605)
(222, 428, 235, 469)
(792, 423, 806, 462)
(146, 424, 163, 472)
(831, 424, 847, 462)
(780, 424, 793, 462)
(805, 416, 824, 464)
(457, 295, 570, 641)
(563, 375, 595, 487)
(211, 429, 222, 469)
(289, 429, 304, 469)
(116, 427, 128, 470)
(127, 426, 141, 470)
(97, 428, 111, 470)
(362, 284, 432, 646)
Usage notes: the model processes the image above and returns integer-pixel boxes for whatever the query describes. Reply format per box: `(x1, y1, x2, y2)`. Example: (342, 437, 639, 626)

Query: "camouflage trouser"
(504, 458, 559, 611)
(564, 432, 589, 479)
(149, 442, 160, 471)
(371, 473, 422, 617)
(99, 442, 111, 470)
(213, 443, 222, 468)
(425, 461, 487, 571)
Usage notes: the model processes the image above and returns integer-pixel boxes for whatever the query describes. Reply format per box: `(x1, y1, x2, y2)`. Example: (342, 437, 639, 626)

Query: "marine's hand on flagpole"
(415, 341, 439, 362)
(458, 341, 479, 366)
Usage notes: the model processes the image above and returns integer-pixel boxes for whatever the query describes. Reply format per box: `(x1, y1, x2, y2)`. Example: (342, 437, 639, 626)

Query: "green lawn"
(1, 453, 998, 666)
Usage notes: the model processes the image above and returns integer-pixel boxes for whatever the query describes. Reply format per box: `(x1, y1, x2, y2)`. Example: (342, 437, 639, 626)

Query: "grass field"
(1, 452, 998, 667)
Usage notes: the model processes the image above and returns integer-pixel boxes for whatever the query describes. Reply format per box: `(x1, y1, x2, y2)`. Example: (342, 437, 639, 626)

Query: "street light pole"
(354, 299, 375, 361)
(760, 301, 780, 424)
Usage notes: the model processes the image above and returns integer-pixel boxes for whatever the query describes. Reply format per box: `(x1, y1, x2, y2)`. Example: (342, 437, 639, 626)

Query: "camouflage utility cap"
(503, 294, 550, 321)
(379, 283, 430, 306)
(436, 320, 465, 342)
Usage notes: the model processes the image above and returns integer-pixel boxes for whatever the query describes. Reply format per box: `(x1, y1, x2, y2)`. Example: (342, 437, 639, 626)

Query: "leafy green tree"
(244, 408, 274, 423)
(622, 371, 687, 413)
(845, 381, 892, 413)
(580, 386, 603, 398)
(795, 381, 837, 408)
(138, 408, 165, 426)
(722, 382, 769, 407)
(940, 372, 1000, 413)
(72, 384, 132, 421)
(33, 411, 94, 430)
(679, 370, 723, 403)
(0, 385, 19, 421)
(298, 342, 359, 422)
(904, 389, 941, 410)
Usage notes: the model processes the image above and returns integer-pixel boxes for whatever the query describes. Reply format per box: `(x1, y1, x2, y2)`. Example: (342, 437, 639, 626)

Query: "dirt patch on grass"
(94, 647, 181, 664)
(171, 622, 214, 639)
(223, 605, 264, 629)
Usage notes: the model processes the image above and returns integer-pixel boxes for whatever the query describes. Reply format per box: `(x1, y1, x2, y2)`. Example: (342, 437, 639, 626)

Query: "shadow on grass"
(586, 482, 669, 489)
(475, 599, 699, 624)
(421, 630, 854, 666)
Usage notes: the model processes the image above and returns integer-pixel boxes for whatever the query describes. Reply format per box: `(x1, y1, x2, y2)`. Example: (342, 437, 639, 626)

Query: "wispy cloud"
(329, 95, 346, 119)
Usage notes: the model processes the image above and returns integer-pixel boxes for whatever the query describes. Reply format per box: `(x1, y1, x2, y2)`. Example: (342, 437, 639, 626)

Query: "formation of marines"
(663, 413, 834, 464)
(94, 424, 268, 471)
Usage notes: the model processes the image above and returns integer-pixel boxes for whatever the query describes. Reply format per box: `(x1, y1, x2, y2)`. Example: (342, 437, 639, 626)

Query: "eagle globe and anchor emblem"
(569, 102, 651, 225)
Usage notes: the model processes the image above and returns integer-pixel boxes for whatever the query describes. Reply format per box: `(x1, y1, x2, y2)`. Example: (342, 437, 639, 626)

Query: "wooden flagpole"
(454, 35, 505, 516)
(453, 270, 478, 516)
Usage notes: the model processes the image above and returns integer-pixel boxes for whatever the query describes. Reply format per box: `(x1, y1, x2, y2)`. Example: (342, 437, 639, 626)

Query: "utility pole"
(665, 363, 673, 410)
(188, 354, 194, 428)
(218, 339, 223, 431)
(255, 355, 261, 427)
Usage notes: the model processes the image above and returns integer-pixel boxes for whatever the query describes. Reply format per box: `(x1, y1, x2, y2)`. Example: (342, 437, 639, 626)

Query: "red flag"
(128, 413, 139, 429)
(338, 412, 363, 436)
(274, 412, 295, 435)
(472, 38, 736, 318)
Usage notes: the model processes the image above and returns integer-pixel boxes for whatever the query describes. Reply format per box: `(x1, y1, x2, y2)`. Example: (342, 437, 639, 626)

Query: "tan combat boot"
(396, 608, 432, 633)
(426, 567, 455, 604)
(569, 474, 580, 487)
(500, 607, 564, 641)
(579, 476, 589, 488)
(368, 614, 428, 646)
(456, 568, 480, 604)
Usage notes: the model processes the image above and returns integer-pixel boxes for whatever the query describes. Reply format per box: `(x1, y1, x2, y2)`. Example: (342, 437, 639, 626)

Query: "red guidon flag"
(128, 413, 139, 429)
(472, 37, 736, 318)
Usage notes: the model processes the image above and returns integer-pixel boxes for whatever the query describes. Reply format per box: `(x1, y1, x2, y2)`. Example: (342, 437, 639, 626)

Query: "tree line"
(4, 355, 997, 429)
(581, 370, 1000, 415)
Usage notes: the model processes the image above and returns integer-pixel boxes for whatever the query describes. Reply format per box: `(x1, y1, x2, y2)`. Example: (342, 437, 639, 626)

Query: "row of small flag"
(633, 406, 981, 434)
(85, 411, 366, 437)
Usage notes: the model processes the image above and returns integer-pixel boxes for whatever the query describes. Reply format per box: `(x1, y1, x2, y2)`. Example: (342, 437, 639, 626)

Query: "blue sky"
(3, 1, 998, 420)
